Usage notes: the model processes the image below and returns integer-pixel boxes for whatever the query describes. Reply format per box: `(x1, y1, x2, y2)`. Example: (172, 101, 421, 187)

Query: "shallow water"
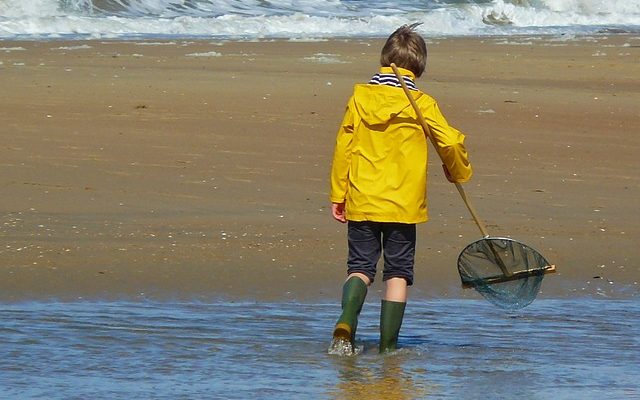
(1, 299, 639, 399)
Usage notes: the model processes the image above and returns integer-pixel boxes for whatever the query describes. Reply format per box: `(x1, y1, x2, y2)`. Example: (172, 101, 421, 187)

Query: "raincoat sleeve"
(330, 102, 355, 203)
(421, 101, 472, 183)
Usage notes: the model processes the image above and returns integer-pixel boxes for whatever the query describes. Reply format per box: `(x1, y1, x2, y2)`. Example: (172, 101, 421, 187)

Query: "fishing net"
(393, 64, 556, 310)
(457, 237, 553, 310)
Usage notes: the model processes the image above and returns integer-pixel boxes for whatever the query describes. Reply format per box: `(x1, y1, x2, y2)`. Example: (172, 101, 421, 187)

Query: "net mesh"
(457, 237, 550, 310)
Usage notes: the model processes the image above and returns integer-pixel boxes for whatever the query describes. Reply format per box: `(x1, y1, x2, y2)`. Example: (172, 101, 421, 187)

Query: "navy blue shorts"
(346, 221, 416, 286)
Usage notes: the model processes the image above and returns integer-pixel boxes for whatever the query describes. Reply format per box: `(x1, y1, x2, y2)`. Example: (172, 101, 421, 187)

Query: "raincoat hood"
(351, 67, 419, 126)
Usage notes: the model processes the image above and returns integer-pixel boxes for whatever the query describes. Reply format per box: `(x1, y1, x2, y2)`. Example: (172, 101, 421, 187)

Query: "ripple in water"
(1, 299, 638, 399)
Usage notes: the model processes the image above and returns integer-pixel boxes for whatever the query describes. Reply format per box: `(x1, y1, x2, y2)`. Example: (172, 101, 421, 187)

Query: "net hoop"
(457, 237, 552, 310)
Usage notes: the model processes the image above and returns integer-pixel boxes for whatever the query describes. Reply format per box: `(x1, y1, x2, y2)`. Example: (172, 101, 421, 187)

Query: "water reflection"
(329, 351, 431, 399)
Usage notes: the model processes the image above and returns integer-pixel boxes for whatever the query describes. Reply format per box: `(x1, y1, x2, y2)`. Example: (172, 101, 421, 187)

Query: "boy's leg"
(333, 221, 381, 346)
(381, 223, 416, 288)
(384, 276, 408, 302)
(379, 223, 415, 353)
(380, 275, 408, 353)
(379, 297, 407, 353)
(333, 273, 369, 344)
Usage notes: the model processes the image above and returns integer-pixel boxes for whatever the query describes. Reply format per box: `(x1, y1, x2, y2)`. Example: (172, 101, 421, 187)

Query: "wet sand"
(1, 35, 638, 301)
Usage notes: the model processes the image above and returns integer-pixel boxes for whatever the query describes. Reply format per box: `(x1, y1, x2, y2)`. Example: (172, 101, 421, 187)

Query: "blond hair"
(380, 23, 427, 77)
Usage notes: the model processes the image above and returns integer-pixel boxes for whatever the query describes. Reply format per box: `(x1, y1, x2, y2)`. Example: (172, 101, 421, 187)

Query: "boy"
(329, 24, 472, 354)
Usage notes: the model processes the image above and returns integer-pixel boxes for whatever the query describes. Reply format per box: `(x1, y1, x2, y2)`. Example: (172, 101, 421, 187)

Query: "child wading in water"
(329, 24, 473, 355)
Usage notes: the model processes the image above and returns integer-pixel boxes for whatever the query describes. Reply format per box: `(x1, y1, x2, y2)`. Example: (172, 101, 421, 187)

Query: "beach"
(1, 35, 639, 302)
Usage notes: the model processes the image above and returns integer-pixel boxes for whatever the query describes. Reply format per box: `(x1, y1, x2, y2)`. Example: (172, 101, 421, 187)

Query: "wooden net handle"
(390, 63, 490, 238)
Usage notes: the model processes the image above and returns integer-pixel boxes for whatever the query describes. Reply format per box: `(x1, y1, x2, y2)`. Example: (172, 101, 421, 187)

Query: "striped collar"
(368, 67, 418, 90)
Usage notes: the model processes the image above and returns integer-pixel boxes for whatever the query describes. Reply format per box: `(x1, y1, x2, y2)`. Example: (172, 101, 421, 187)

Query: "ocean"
(0, 0, 639, 40)
(1, 299, 639, 399)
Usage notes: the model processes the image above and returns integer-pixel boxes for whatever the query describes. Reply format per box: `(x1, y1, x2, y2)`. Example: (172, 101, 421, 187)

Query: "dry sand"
(1, 35, 638, 301)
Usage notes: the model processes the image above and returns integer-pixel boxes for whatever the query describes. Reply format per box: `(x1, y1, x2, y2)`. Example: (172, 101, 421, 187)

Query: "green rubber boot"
(379, 300, 406, 353)
(332, 276, 368, 346)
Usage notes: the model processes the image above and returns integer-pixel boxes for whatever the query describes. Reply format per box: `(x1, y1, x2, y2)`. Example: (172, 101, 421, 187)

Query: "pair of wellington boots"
(332, 276, 406, 353)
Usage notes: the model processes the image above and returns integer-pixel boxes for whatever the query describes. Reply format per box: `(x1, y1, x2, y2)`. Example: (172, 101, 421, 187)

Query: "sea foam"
(0, 0, 638, 39)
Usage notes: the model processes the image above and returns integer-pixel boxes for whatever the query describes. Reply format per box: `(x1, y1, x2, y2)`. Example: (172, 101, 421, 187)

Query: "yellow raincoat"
(330, 67, 472, 223)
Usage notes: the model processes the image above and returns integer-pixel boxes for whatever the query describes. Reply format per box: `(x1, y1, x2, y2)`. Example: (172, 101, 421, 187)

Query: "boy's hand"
(442, 164, 455, 183)
(331, 202, 347, 223)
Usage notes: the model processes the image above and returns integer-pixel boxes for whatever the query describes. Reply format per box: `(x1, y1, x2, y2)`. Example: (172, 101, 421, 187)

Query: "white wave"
(482, 0, 640, 27)
(0, 0, 638, 39)
(538, 0, 640, 15)
(0, 0, 62, 18)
